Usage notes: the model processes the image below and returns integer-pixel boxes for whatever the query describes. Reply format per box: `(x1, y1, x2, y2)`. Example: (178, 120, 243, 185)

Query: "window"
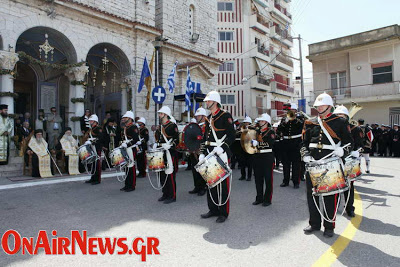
(219, 62, 235, 72)
(330, 71, 346, 89)
(217, 2, 233, 11)
(372, 62, 393, 84)
(221, 94, 235, 105)
(189, 5, 195, 36)
(218, 31, 234, 41)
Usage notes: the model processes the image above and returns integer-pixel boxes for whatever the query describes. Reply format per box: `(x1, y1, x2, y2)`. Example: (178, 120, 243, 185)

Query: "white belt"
(309, 143, 335, 150)
(259, 149, 272, 153)
(235, 138, 241, 141)
(205, 141, 218, 146)
(283, 134, 302, 139)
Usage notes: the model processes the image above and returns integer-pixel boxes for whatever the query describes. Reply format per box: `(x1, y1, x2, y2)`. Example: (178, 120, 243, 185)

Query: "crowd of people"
(0, 89, 396, 237)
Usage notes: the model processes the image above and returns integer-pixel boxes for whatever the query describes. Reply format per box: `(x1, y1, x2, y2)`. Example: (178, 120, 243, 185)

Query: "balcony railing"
(274, 3, 292, 19)
(273, 26, 293, 42)
(257, 46, 270, 57)
(256, 15, 270, 29)
(257, 76, 270, 86)
(276, 54, 293, 68)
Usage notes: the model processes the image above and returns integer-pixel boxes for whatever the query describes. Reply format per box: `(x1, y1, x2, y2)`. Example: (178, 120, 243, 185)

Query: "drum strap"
(210, 117, 226, 147)
(317, 116, 338, 148)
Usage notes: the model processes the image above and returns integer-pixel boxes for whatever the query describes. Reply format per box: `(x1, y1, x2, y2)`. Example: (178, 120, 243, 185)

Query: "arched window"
(189, 5, 195, 37)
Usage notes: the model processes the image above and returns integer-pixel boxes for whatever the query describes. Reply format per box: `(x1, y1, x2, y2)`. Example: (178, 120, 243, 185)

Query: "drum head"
(183, 123, 203, 152)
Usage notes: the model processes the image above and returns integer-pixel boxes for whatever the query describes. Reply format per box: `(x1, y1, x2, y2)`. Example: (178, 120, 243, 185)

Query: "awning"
(174, 93, 206, 102)
(255, 58, 273, 78)
(252, 0, 270, 19)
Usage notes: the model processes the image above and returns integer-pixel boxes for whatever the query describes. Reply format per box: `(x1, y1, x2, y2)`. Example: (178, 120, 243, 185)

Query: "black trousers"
(253, 154, 274, 203)
(344, 181, 354, 213)
(281, 140, 301, 185)
(137, 151, 147, 175)
(240, 154, 253, 179)
(207, 176, 230, 218)
(190, 153, 206, 190)
(378, 142, 387, 156)
(306, 173, 338, 230)
(125, 165, 137, 189)
(273, 142, 282, 167)
(160, 154, 177, 200)
(90, 149, 102, 183)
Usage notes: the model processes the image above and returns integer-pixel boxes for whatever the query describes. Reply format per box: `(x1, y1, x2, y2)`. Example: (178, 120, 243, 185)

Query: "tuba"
(348, 102, 363, 126)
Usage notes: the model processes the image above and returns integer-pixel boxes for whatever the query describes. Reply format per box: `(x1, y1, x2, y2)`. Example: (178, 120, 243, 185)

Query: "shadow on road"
(316, 234, 400, 266)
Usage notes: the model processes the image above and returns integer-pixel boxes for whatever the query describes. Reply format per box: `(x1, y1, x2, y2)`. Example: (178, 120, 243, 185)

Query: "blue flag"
(137, 56, 151, 93)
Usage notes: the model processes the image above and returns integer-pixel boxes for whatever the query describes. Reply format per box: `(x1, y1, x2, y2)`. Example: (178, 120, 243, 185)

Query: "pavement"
(0, 157, 399, 266)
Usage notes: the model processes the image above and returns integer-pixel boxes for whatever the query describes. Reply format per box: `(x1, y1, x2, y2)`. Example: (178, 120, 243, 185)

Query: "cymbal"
(240, 129, 258, 154)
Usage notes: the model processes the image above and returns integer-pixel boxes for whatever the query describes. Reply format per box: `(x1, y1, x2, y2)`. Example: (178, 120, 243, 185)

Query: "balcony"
(313, 81, 400, 104)
(250, 44, 270, 62)
(270, 26, 293, 47)
(271, 81, 295, 96)
(271, 3, 292, 23)
(270, 53, 294, 72)
(250, 75, 271, 91)
(249, 14, 270, 34)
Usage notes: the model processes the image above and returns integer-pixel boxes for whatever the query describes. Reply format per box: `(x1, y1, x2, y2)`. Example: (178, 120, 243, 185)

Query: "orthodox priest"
(26, 129, 53, 178)
(58, 127, 80, 175)
(0, 104, 13, 165)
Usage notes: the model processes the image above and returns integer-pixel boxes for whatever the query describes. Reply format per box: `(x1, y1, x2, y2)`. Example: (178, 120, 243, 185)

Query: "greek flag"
(185, 66, 194, 111)
(167, 61, 178, 93)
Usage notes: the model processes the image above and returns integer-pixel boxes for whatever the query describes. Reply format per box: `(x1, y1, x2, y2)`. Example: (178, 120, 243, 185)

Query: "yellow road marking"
(313, 190, 363, 267)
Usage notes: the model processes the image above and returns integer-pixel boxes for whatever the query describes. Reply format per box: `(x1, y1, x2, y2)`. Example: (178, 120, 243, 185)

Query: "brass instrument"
(287, 110, 296, 121)
(348, 102, 363, 126)
(240, 129, 258, 154)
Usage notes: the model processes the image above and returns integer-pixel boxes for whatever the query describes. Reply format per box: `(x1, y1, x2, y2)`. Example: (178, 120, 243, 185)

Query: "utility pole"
(292, 34, 305, 112)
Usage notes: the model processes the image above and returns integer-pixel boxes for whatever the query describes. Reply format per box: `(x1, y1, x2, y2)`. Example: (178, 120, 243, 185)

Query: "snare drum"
(110, 147, 131, 168)
(344, 157, 362, 182)
(306, 156, 348, 196)
(77, 144, 97, 164)
(194, 153, 231, 188)
(146, 149, 166, 172)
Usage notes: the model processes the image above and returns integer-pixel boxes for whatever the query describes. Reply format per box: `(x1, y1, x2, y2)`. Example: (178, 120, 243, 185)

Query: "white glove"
(213, 146, 224, 155)
(334, 147, 344, 157)
(199, 154, 205, 162)
(351, 151, 359, 158)
(84, 141, 91, 145)
(121, 142, 128, 148)
(303, 156, 314, 163)
(251, 140, 258, 147)
(136, 141, 142, 146)
(162, 143, 171, 150)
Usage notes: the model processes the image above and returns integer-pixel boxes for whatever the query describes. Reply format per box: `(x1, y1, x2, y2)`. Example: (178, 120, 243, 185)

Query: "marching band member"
(155, 106, 179, 204)
(230, 119, 241, 170)
(278, 103, 304, 188)
(26, 129, 53, 178)
(188, 107, 207, 196)
(137, 117, 149, 178)
(84, 114, 104, 185)
(251, 113, 275, 206)
(301, 93, 353, 237)
(239, 116, 253, 181)
(333, 105, 363, 217)
(358, 119, 373, 173)
(58, 127, 80, 175)
(272, 122, 282, 169)
(199, 91, 235, 223)
(120, 111, 140, 192)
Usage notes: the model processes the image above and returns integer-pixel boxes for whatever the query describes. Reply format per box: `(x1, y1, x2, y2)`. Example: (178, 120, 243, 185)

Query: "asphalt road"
(0, 157, 399, 266)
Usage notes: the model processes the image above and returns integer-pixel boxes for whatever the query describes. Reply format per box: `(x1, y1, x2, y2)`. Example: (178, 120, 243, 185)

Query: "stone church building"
(0, 0, 220, 133)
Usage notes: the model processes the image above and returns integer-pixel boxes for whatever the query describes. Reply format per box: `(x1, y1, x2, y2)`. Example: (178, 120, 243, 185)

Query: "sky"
(290, 0, 400, 81)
